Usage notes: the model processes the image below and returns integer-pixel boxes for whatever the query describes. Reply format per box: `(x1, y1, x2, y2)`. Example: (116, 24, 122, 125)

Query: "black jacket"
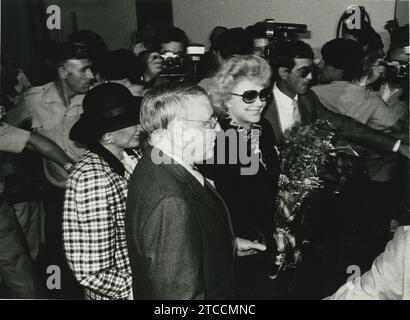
(199, 118, 280, 249)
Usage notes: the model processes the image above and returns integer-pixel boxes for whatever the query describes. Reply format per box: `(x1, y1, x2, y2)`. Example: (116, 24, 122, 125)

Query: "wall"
(1, 0, 37, 66)
(173, 0, 397, 55)
(395, 0, 409, 26)
(43, 0, 138, 50)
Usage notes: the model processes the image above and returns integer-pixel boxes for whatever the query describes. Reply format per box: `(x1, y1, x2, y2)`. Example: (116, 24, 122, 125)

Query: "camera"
(160, 51, 183, 70)
(159, 45, 206, 83)
(263, 19, 307, 41)
(385, 61, 409, 83)
(257, 19, 308, 61)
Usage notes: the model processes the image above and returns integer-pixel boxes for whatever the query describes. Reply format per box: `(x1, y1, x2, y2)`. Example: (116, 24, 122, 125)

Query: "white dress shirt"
(273, 83, 300, 133)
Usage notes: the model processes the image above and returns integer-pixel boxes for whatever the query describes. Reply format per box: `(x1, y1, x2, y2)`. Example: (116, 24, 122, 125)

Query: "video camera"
(256, 19, 308, 61)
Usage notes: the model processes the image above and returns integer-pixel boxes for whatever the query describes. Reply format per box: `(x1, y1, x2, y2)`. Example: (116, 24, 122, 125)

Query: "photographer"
(337, 7, 386, 90)
(139, 26, 190, 87)
(379, 22, 409, 124)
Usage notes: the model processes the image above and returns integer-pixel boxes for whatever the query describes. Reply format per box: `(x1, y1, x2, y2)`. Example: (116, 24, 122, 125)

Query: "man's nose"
(86, 69, 95, 79)
(305, 71, 313, 81)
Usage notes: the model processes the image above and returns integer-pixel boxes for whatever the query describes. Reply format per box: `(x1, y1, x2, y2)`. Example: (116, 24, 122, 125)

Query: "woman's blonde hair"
(201, 54, 272, 118)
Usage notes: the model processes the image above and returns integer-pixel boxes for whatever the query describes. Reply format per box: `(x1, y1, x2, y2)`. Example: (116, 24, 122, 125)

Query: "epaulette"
(23, 83, 50, 98)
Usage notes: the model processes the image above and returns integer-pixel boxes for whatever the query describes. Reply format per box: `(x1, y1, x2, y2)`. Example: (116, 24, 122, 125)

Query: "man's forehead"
(160, 41, 184, 53)
(253, 38, 269, 47)
(65, 59, 92, 68)
(293, 58, 313, 69)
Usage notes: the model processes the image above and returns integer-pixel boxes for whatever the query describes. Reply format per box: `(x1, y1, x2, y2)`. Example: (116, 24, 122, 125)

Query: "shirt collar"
(45, 82, 84, 107)
(273, 82, 298, 105)
(154, 144, 205, 186)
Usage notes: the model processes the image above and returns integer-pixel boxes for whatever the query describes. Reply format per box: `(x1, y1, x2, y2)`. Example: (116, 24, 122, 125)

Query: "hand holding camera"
(142, 51, 163, 82)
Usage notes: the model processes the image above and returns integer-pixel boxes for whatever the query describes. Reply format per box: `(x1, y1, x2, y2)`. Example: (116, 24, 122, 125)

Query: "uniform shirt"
(6, 82, 86, 187)
(63, 151, 132, 300)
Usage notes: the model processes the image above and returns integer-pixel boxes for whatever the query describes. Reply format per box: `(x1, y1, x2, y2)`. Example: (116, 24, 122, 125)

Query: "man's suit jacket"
(264, 88, 397, 154)
(125, 147, 235, 300)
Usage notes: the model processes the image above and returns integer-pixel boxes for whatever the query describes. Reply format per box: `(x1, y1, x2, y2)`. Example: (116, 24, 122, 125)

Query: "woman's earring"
(103, 133, 114, 144)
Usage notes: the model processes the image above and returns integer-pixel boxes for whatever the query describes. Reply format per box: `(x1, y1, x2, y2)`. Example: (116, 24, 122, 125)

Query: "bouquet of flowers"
(272, 120, 337, 274)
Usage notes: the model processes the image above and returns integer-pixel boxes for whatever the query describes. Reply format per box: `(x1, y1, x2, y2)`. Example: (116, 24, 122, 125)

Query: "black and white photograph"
(0, 0, 409, 305)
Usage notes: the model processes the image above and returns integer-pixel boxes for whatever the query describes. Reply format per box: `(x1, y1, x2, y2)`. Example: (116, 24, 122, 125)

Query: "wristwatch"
(63, 162, 74, 173)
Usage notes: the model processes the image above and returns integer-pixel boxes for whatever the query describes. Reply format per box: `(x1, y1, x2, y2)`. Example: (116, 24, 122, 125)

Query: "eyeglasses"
(230, 88, 271, 104)
(183, 116, 219, 129)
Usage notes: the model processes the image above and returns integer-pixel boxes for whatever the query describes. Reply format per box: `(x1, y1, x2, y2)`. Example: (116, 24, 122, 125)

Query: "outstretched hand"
(235, 237, 267, 257)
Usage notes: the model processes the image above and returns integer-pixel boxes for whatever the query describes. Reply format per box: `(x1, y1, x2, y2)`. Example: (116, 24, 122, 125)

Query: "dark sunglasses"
(230, 88, 271, 104)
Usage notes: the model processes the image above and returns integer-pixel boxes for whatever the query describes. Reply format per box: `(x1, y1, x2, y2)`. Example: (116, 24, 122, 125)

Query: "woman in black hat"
(63, 83, 142, 300)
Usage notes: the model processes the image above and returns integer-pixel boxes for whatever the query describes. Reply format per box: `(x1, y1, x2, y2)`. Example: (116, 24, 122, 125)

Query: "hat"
(321, 39, 364, 70)
(70, 82, 141, 141)
(53, 41, 90, 65)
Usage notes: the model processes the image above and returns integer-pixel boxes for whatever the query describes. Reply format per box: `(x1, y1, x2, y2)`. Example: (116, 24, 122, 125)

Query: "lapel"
(152, 147, 232, 229)
(265, 95, 285, 146)
(297, 93, 311, 125)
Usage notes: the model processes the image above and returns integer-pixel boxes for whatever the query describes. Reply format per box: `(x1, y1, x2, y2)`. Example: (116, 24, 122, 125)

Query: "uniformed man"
(6, 41, 95, 298)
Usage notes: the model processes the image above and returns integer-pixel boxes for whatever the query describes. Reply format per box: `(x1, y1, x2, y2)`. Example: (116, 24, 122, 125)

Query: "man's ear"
(57, 64, 68, 79)
(215, 51, 224, 67)
(278, 67, 289, 80)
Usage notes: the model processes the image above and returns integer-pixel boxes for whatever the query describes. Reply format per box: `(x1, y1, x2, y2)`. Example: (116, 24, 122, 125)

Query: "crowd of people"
(0, 11, 409, 300)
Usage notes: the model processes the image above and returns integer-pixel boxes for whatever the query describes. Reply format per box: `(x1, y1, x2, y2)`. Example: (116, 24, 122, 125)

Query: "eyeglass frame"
(230, 88, 271, 104)
(182, 116, 219, 129)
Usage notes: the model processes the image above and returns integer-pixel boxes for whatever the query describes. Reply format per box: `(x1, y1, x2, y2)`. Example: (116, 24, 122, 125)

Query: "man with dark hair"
(6, 41, 95, 298)
(247, 21, 270, 58)
(313, 39, 408, 261)
(313, 38, 405, 133)
(138, 26, 190, 86)
(212, 27, 252, 66)
(264, 40, 409, 298)
(342, 21, 386, 89)
(199, 27, 252, 86)
(264, 40, 408, 158)
(158, 26, 189, 54)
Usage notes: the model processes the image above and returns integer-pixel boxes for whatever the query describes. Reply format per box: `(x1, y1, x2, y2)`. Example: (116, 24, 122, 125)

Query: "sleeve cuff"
(392, 139, 401, 152)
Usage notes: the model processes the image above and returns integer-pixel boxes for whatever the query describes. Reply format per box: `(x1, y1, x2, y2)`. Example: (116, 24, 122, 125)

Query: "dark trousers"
(42, 183, 83, 299)
(0, 200, 36, 298)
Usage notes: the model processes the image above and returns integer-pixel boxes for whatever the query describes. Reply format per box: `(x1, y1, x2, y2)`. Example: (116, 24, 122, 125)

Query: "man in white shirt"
(264, 40, 408, 158)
